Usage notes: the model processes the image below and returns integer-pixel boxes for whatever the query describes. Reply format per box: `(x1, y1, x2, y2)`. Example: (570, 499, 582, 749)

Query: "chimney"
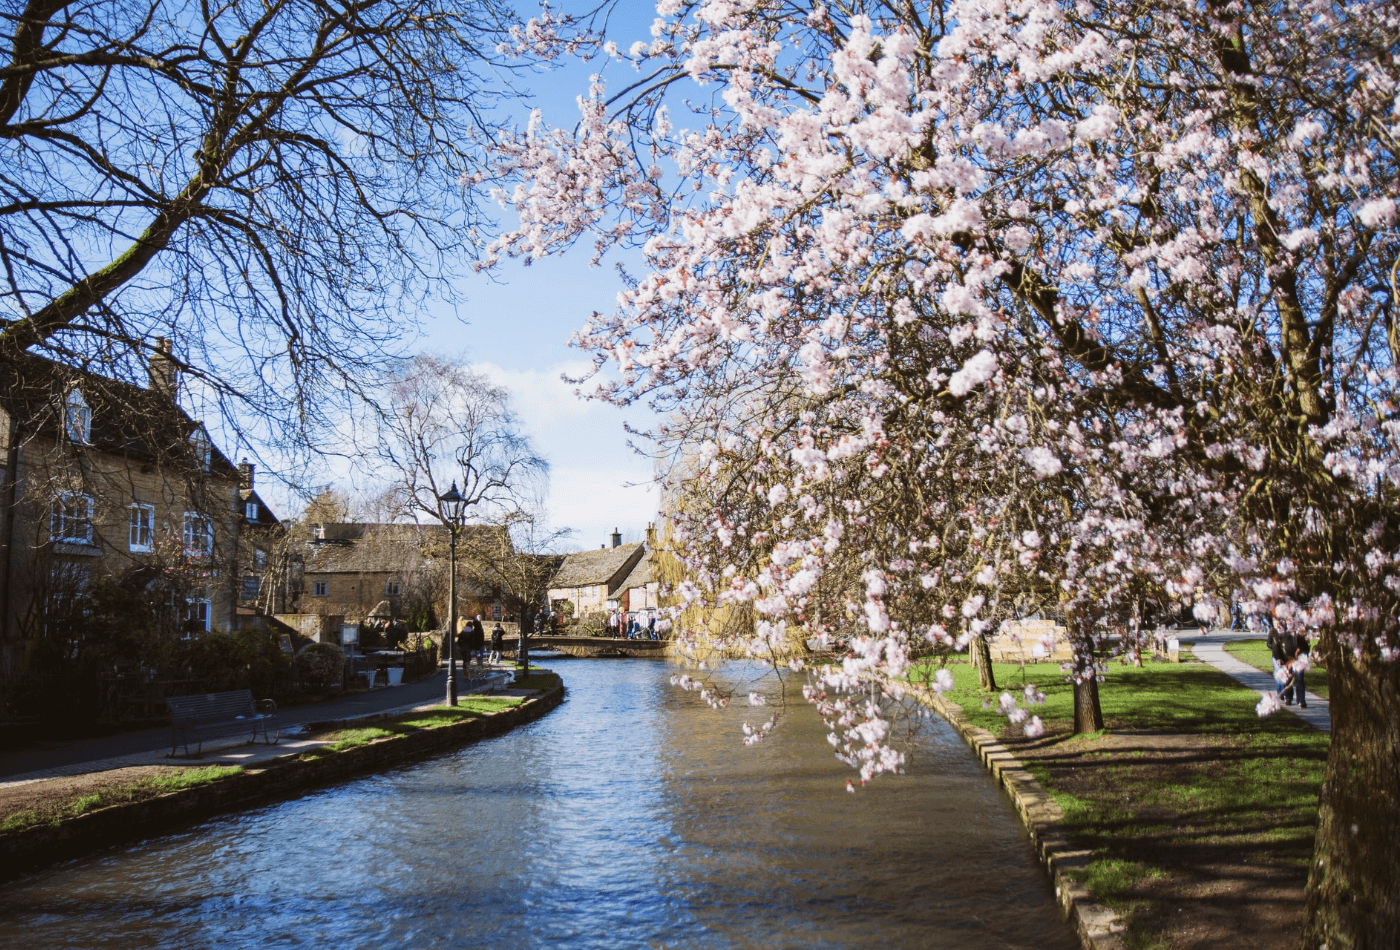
(238, 458, 254, 489)
(645, 522, 656, 547)
(148, 337, 177, 397)
(611, 528, 622, 549)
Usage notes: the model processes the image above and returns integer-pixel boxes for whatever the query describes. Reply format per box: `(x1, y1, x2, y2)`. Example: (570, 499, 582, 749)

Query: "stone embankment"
(1, 680, 564, 882)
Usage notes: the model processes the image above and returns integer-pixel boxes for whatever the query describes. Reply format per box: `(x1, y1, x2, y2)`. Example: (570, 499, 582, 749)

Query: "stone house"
(287, 522, 516, 635)
(233, 460, 286, 619)
(0, 342, 252, 674)
(547, 530, 646, 619)
(617, 548, 659, 616)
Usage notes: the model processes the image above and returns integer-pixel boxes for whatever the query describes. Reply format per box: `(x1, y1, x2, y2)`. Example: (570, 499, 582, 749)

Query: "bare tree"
(0, 0, 526, 455)
(361, 354, 548, 526)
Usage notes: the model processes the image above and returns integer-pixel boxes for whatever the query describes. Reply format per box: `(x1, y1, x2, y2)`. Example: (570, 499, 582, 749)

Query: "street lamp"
(439, 481, 466, 707)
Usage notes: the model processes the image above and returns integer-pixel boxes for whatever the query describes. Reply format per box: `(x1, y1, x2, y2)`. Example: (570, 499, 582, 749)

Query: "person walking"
(468, 615, 486, 667)
(490, 622, 504, 664)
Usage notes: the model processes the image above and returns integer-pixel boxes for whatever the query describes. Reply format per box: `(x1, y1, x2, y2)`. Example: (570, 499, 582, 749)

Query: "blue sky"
(409, 0, 664, 551)
(250, 0, 671, 550)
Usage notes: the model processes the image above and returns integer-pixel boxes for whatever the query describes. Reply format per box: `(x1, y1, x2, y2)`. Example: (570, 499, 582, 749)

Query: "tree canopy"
(493, 0, 1400, 942)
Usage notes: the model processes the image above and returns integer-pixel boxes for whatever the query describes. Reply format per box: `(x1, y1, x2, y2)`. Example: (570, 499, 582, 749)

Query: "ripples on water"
(0, 661, 1078, 949)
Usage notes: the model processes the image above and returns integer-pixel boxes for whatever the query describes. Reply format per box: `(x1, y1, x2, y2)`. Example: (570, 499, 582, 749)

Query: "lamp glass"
(440, 482, 466, 523)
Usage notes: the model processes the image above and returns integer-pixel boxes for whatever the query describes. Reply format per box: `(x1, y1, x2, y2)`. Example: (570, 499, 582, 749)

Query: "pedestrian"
(468, 615, 486, 666)
(648, 615, 657, 639)
(490, 622, 504, 664)
(1270, 623, 1309, 708)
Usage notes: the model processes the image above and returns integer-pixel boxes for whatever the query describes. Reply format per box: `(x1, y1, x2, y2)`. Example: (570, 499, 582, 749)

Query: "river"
(0, 660, 1078, 949)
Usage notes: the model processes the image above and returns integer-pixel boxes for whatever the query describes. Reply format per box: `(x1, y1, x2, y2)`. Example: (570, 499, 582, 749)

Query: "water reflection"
(0, 661, 1077, 949)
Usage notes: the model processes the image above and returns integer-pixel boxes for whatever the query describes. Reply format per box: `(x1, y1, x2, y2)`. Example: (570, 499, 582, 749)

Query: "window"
(50, 562, 91, 594)
(190, 427, 211, 472)
(492, 604, 502, 621)
(128, 504, 154, 552)
(182, 512, 213, 556)
(245, 501, 259, 522)
(50, 493, 94, 544)
(385, 579, 402, 596)
(183, 598, 212, 635)
(242, 575, 261, 598)
(63, 389, 91, 443)
(254, 548, 267, 570)
(312, 581, 328, 597)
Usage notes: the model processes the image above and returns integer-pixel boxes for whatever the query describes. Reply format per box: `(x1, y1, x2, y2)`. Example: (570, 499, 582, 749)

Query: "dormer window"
(245, 501, 259, 522)
(64, 389, 91, 443)
(190, 427, 211, 473)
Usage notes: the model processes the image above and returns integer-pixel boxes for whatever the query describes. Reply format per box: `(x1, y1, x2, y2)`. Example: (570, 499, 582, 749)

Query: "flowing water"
(0, 661, 1078, 949)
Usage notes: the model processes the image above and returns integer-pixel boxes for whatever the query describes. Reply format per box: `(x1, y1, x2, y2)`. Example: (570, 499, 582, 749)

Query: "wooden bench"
(166, 690, 280, 757)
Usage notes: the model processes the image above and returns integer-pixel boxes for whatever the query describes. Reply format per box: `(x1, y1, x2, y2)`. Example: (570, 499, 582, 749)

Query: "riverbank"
(0, 671, 563, 882)
(917, 651, 1326, 950)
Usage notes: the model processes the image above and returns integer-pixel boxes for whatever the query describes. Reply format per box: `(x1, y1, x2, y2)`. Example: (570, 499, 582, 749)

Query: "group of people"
(606, 611, 660, 639)
(1267, 623, 1311, 708)
(456, 615, 507, 666)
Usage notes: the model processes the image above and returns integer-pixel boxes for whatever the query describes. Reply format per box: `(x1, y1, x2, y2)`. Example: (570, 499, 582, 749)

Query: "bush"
(295, 642, 345, 689)
(576, 610, 608, 637)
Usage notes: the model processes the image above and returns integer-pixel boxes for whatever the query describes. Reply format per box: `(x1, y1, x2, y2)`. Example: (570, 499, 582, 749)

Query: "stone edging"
(919, 689, 1125, 950)
(0, 683, 565, 882)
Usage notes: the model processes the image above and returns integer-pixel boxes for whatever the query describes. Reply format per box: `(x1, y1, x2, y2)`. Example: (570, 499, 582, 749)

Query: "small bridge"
(506, 636, 672, 659)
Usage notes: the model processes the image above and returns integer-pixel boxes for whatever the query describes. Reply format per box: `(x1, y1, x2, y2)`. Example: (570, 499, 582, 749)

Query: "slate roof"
(549, 542, 645, 592)
(616, 549, 654, 592)
(0, 350, 236, 475)
(303, 522, 508, 574)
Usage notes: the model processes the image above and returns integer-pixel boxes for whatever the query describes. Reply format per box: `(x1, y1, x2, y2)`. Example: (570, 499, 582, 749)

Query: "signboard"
(340, 624, 359, 646)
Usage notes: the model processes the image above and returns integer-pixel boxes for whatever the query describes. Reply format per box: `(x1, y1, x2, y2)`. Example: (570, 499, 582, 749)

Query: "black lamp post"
(439, 481, 466, 707)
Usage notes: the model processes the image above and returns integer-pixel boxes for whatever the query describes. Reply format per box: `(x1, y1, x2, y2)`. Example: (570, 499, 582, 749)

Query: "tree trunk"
(1073, 675, 1104, 734)
(1301, 640, 1400, 949)
(974, 633, 996, 691)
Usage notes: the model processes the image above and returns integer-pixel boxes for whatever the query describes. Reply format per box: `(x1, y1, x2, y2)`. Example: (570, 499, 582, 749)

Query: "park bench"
(166, 690, 280, 757)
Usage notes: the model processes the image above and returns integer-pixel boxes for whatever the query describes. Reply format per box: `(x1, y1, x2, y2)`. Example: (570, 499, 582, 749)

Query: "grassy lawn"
(911, 657, 1328, 948)
(1221, 639, 1329, 700)
(0, 765, 244, 834)
(299, 671, 559, 760)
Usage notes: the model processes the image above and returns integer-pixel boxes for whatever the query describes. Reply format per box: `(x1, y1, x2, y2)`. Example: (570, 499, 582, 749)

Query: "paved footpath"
(0, 664, 515, 787)
(1174, 630, 1331, 734)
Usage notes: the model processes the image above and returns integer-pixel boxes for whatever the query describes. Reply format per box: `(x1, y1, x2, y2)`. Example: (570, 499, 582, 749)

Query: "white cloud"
(472, 359, 659, 547)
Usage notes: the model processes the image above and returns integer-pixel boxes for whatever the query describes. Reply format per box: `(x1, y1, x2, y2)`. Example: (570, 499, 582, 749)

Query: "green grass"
(912, 655, 1329, 948)
(146, 765, 243, 792)
(515, 671, 560, 692)
(297, 680, 545, 760)
(1222, 638, 1329, 699)
(912, 655, 1323, 737)
(0, 765, 245, 834)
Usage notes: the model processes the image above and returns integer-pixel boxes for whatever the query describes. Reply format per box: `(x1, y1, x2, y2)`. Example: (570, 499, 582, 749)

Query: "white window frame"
(63, 389, 92, 444)
(50, 493, 94, 544)
(184, 597, 212, 635)
(182, 511, 213, 557)
(312, 581, 328, 597)
(244, 501, 259, 522)
(128, 503, 155, 552)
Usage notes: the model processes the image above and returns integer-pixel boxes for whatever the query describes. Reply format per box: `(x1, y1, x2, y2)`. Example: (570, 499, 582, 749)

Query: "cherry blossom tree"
(491, 0, 1399, 942)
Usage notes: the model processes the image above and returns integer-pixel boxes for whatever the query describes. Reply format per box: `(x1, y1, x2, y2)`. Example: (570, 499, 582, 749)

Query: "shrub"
(576, 610, 608, 637)
(295, 641, 345, 688)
